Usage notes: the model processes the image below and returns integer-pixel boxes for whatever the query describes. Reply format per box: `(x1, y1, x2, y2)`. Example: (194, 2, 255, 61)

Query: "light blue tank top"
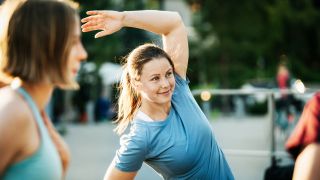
(3, 88, 62, 180)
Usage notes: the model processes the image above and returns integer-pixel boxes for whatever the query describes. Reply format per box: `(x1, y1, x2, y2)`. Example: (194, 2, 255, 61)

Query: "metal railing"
(191, 88, 318, 166)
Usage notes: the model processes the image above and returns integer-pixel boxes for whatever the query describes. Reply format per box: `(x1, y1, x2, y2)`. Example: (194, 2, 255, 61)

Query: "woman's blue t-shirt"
(113, 74, 234, 180)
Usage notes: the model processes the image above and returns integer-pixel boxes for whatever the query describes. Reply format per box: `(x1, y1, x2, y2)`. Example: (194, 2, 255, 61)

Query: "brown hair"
(0, 0, 79, 88)
(115, 43, 174, 135)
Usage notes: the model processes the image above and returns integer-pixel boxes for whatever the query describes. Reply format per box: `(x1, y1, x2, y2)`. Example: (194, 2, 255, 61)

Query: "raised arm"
(81, 10, 189, 79)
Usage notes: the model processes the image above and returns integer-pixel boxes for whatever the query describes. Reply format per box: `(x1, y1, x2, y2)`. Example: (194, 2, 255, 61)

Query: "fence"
(191, 88, 318, 167)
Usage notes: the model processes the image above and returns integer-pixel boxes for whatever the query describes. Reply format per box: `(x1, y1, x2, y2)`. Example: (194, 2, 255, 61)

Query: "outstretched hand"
(81, 10, 124, 38)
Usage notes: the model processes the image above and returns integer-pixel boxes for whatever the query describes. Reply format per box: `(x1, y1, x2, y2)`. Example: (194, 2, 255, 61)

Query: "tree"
(75, 0, 158, 66)
(185, 0, 320, 88)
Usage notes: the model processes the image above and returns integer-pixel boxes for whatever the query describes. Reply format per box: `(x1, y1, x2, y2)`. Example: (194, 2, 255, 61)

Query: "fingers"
(81, 20, 101, 29)
(81, 10, 117, 38)
(81, 17, 92, 23)
(81, 18, 104, 32)
(81, 20, 102, 32)
(95, 31, 109, 38)
(86, 10, 102, 15)
(81, 15, 101, 23)
(82, 25, 102, 32)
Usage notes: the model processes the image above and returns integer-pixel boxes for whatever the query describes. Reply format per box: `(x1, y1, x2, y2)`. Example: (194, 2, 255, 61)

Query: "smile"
(158, 89, 171, 95)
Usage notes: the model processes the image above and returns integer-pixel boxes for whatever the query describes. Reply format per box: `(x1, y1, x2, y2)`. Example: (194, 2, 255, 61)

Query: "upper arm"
(0, 117, 16, 175)
(105, 125, 147, 179)
(0, 103, 29, 176)
(293, 143, 320, 180)
(162, 13, 188, 80)
(104, 164, 137, 180)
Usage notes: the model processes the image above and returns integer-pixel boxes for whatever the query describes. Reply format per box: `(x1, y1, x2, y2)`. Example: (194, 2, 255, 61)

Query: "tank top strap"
(16, 87, 47, 135)
(3, 87, 63, 180)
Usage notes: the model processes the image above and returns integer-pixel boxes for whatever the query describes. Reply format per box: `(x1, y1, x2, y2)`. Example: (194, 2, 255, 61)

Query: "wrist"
(121, 11, 128, 27)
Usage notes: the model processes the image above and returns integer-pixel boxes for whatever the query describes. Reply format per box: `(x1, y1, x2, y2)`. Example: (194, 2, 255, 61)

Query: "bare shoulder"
(0, 87, 34, 173)
(0, 87, 33, 137)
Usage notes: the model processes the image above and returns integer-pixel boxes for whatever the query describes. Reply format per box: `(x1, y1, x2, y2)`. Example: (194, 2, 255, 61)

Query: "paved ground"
(64, 115, 292, 180)
(64, 121, 162, 180)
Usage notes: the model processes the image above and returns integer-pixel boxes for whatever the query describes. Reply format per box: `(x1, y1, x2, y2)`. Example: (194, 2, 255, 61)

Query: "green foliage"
(185, 0, 320, 87)
(75, 0, 156, 65)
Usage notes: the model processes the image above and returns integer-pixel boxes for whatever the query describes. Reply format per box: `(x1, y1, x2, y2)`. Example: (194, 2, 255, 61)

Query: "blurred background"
(50, 0, 320, 126)
(1, 0, 320, 179)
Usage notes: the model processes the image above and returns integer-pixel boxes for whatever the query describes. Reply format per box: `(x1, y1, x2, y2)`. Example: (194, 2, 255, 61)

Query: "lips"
(158, 89, 171, 95)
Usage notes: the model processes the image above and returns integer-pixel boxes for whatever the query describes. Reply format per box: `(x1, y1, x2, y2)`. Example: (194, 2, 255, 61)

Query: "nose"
(161, 78, 170, 88)
(78, 42, 88, 62)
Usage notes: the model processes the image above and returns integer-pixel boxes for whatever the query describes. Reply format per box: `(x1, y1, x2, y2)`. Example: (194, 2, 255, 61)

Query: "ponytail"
(114, 66, 141, 135)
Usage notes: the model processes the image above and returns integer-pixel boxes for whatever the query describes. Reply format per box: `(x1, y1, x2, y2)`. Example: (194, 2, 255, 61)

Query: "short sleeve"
(174, 73, 190, 88)
(113, 124, 148, 172)
(285, 92, 320, 158)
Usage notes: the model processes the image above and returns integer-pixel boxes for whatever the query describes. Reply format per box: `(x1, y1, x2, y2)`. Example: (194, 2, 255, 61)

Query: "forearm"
(122, 10, 183, 35)
(81, 9, 188, 77)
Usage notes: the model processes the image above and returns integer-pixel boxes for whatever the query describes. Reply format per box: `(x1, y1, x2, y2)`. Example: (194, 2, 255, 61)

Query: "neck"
(140, 100, 171, 121)
(21, 82, 54, 112)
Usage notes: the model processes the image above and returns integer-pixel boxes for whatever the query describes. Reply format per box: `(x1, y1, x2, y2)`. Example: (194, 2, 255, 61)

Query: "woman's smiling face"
(135, 57, 175, 105)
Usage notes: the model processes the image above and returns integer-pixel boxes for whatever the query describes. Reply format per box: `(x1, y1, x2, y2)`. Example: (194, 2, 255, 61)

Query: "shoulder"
(115, 123, 149, 172)
(172, 73, 193, 101)
(0, 87, 32, 122)
(120, 123, 149, 148)
(174, 73, 190, 90)
(0, 87, 33, 143)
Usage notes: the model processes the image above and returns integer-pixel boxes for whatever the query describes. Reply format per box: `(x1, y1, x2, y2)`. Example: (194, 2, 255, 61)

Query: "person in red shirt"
(275, 62, 303, 135)
(285, 92, 320, 179)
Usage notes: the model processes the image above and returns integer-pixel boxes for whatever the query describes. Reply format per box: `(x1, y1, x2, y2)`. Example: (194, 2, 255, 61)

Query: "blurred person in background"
(286, 92, 320, 180)
(0, 0, 87, 179)
(82, 10, 234, 180)
(274, 61, 302, 135)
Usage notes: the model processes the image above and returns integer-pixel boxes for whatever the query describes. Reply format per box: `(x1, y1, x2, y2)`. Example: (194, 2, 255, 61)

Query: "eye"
(151, 76, 159, 81)
(166, 71, 173, 77)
